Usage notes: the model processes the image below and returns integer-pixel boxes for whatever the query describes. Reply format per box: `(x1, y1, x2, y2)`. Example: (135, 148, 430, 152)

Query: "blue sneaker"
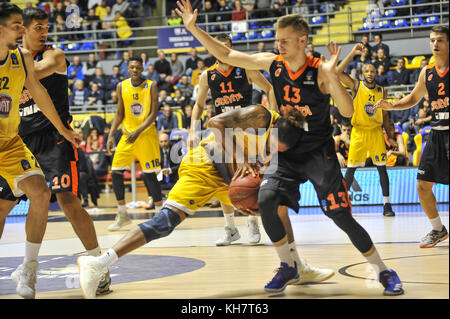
(264, 262, 299, 293)
(379, 269, 404, 296)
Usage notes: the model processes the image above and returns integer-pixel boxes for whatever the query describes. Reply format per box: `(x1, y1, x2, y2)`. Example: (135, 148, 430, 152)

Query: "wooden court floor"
(0, 191, 448, 300)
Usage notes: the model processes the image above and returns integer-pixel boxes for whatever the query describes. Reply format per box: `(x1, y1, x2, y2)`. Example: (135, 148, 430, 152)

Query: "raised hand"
(175, 0, 198, 30)
(352, 43, 365, 56)
(320, 41, 341, 76)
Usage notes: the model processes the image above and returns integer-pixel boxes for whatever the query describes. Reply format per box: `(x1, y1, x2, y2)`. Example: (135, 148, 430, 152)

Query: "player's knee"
(137, 207, 183, 243)
(258, 188, 277, 215)
(417, 180, 432, 194)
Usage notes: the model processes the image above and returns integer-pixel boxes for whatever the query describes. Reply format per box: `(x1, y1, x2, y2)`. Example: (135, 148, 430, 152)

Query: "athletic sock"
(430, 216, 444, 232)
(86, 246, 102, 257)
(224, 212, 236, 231)
(383, 197, 390, 205)
(118, 204, 127, 214)
(365, 248, 388, 277)
(155, 205, 162, 213)
(288, 241, 305, 270)
(24, 241, 41, 264)
(275, 241, 295, 268)
(97, 248, 118, 268)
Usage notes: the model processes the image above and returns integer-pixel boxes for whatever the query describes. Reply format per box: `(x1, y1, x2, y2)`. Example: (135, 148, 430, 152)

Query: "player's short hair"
(274, 107, 305, 150)
(129, 56, 143, 65)
(361, 63, 375, 72)
(275, 14, 309, 37)
(431, 25, 449, 41)
(374, 33, 382, 39)
(0, 3, 22, 26)
(341, 118, 352, 127)
(23, 7, 48, 27)
(215, 33, 232, 45)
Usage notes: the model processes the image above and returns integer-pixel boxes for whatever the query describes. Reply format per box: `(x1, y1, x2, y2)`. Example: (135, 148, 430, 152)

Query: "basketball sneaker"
(379, 269, 404, 296)
(96, 270, 112, 295)
(420, 226, 448, 248)
(295, 263, 335, 284)
(264, 262, 299, 293)
(77, 256, 106, 299)
(10, 261, 39, 299)
(247, 216, 261, 244)
(383, 203, 395, 217)
(107, 212, 131, 231)
(216, 226, 240, 246)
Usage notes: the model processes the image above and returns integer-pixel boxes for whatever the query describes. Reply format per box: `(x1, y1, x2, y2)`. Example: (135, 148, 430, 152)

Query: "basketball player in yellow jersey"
(0, 3, 81, 299)
(106, 56, 163, 231)
(337, 43, 397, 217)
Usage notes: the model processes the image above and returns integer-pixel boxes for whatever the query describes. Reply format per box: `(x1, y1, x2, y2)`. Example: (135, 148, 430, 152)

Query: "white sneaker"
(107, 212, 131, 231)
(216, 226, 241, 246)
(11, 261, 39, 299)
(247, 216, 261, 244)
(295, 263, 335, 284)
(77, 256, 106, 299)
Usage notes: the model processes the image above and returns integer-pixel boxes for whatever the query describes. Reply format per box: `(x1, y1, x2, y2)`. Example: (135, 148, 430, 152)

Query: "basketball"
(228, 174, 262, 211)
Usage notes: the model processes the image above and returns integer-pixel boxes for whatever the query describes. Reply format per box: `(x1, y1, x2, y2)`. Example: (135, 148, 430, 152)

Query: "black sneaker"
(383, 203, 395, 217)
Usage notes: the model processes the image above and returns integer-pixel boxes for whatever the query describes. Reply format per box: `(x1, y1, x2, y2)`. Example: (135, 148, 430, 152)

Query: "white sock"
(365, 248, 388, 277)
(118, 204, 127, 214)
(247, 215, 258, 223)
(224, 213, 236, 230)
(24, 241, 41, 264)
(274, 241, 295, 268)
(97, 248, 118, 268)
(288, 242, 304, 269)
(430, 216, 443, 232)
(383, 197, 390, 205)
(155, 205, 162, 213)
(86, 246, 102, 257)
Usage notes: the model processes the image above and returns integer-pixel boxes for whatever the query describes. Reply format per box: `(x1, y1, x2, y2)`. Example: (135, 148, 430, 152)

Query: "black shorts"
(22, 129, 80, 195)
(260, 138, 351, 215)
(417, 129, 449, 185)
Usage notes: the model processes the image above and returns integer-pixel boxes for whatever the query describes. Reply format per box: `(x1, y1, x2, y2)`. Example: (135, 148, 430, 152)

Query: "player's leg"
(344, 127, 364, 193)
(216, 201, 242, 246)
(142, 172, 163, 211)
(0, 198, 17, 239)
(311, 140, 403, 296)
(376, 165, 395, 216)
(417, 130, 449, 248)
(277, 206, 335, 284)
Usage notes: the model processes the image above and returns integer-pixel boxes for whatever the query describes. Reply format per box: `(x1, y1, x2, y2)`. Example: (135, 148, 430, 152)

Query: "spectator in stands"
(391, 58, 410, 85)
(158, 131, 180, 190)
(167, 9, 182, 25)
(70, 80, 89, 109)
(83, 53, 100, 78)
(172, 89, 189, 108)
(112, 0, 129, 15)
(53, 14, 68, 42)
(77, 147, 100, 208)
(202, 104, 215, 130)
(409, 58, 428, 85)
(68, 56, 85, 82)
(169, 53, 184, 84)
(373, 48, 390, 75)
(87, 82, 105, 107)
(191, 59, 206, 87)
(306, 42, 320, 58)
(257, 41, 266, 53)
(88, 0, 102, 10)
(204, 50, 217, 68)
(114, 11, 134, 55)
(361, 33, 371, 53)
(95, 0, 108, 20)
(182, 104, 192, 129)
(118, 51, 130, 78)
(143, 64, 162, 84)
(157, 104, 179, 134)
(158, 90, 174, 108)
(375, 65, 390, 86)
(177, 75, 194, 99)
(232, 0, 246, 21)
(292, 0, 309, 16)
(320, 1, 335, 13)
(371, 33, 390, 57)
(198, 0, 216, 26)
(158, 75, 176, 95)
(253, 0, 271, 19)
(185, 48, 200, 76)
(86, 127, 104, 152)
(107, 90, 119, 104)
(90, 67, 108, 92)
(51, 1, 66, 22)
(100, 5, 115, 39)
(241, 0, 256, 18)
(82, 7, 99, 39)
(270, 0, 289, 18)
(415, 97, 432, 132)
(334, 119, 351, 168)
(140, 52, 151, 70)
(389, 92, 416, 149)
(369, 49, 378, 65)
(106, 65, 124, 97)
(385, 128, 407, 167)
(353, 44, 370, 73)
(211, 0, 232, 32)
(154, 50, 172, 80)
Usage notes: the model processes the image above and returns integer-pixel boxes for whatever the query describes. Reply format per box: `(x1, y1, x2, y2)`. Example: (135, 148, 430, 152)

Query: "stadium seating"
(311, 15, 325, 25)
(394, 18, 408, 28)
(411, 17, 423, 26)
(385, 9, 397, 17)
(425, 16, 439, 25)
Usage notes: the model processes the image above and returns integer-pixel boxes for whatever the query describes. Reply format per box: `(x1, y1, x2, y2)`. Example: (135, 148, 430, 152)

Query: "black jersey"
(19, 46, 71, 136)
(270, 55, 331, 154)
(425, 64, 449, 129)
(207, 65, 253, 115)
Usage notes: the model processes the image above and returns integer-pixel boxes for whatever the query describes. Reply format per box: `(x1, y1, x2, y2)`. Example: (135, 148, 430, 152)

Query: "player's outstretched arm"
(247, 70, 279, 112)
(188, 70, 209, 148)
(22, 48, 81, 147)
(375, 67, 427, 111)
(176, 0, 275, 72)
(318, 42, 354, 118)
(34, 48, 67, 79)
(336, 43, 362, 92)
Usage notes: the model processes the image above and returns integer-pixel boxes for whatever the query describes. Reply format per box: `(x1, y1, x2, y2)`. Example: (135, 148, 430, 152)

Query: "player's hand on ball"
(233, 162, 257, 180)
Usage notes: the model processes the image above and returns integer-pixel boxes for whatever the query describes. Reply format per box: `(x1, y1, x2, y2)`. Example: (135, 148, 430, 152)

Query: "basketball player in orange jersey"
(376, 25, 449, 248)
(176, 0, 404, 295)
(0, 7, 110, 296)
(0, 3, 81, 299)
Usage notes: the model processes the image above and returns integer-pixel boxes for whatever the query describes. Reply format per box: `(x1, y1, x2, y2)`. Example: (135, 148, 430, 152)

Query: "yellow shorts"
(165, 144, 231, 215)
(347, 126, 387, 167)
(0, 136, 44, 197)
(111, 127, 161, 172)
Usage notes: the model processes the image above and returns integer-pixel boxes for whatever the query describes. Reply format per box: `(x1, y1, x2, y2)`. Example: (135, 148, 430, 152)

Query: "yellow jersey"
(120, 78, 155, 135)
(352, 81, 384, 130)
(0, 48, 27, 142)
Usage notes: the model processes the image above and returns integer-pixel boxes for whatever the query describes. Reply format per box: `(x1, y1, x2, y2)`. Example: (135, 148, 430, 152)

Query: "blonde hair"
(275, 14, 309, 37)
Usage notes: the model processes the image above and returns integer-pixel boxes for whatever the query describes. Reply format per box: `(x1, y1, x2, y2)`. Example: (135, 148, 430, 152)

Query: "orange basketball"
(228, 174, 261, 211)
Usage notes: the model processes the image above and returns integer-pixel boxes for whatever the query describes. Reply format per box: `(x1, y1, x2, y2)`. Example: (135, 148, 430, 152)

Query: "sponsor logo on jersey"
(234, 68, 242, 79)
(131, 102, 143, 116)
(11, 53, 19, 67)
(133, 93, 139, 100)
(214, 92, 244, 107)
(303, 70, 315, 85)
(364, 102, 376, 117)
(0, 93, 12, 118)
(21, 160, 31, 171)
(280, 104, 312, 117)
